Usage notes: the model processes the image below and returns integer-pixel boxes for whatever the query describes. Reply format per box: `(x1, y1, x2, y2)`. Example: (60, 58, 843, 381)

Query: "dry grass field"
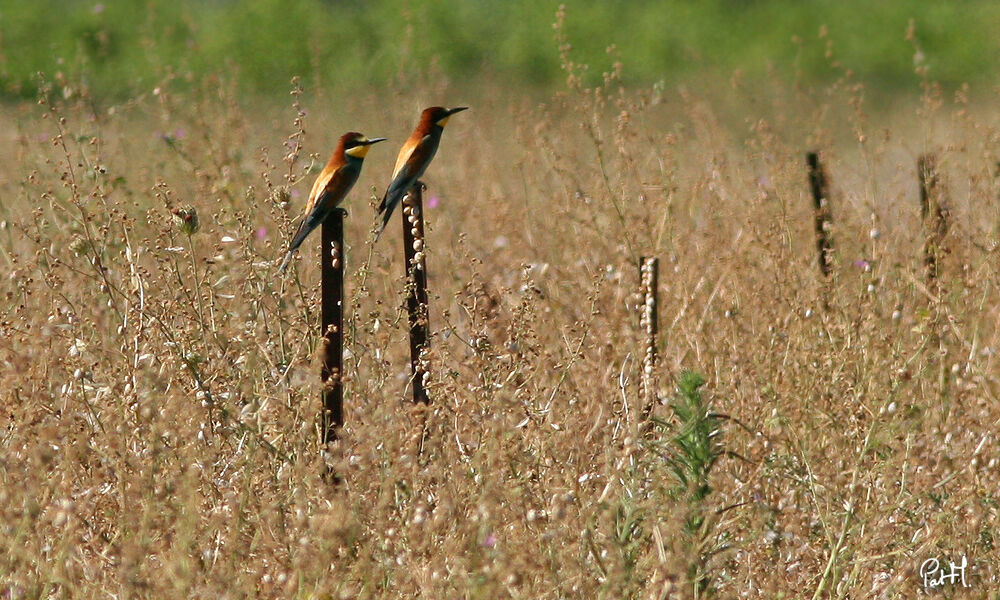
(2, 61, 1000, 598)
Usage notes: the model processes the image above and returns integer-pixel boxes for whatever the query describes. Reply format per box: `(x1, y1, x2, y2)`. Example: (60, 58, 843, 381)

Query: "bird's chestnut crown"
(431, 106, 468, 128)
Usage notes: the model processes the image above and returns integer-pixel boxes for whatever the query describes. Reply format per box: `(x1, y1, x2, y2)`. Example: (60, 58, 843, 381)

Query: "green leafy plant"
(653, 371, 731, 598)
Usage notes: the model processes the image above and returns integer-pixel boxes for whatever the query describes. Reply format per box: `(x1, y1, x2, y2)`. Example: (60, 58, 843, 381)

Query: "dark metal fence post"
(918, 154, 948, 287)
(806, 152, 835, 283)
(402, 185, 430, 404)
(917, 155, 952, 404)
(639, 256, 659, 424)
(321, 208, 346, 444)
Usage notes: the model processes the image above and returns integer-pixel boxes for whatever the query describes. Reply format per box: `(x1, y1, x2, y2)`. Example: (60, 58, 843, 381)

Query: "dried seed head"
(172, 206, 200, 235)
(272, 187, 291, 207)
(67, 234, 90, 256)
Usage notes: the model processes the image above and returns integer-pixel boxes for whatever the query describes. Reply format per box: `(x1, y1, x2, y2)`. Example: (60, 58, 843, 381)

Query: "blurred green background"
(1, 0, 997, 102)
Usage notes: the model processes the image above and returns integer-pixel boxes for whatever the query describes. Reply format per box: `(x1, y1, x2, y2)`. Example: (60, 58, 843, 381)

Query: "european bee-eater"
(375, 106, 468, 240)
(279, 132, 385, 272)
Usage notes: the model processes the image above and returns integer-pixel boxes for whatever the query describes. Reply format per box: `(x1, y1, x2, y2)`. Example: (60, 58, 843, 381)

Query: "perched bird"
(375, 106, 468, 240)
(279, 132, 385, 272)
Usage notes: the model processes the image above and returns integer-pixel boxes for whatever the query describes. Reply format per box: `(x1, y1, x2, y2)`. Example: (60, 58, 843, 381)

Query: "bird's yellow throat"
(345, 145, 372, 158)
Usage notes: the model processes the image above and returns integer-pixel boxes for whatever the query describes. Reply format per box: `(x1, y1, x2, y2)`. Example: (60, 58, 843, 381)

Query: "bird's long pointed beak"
(446, 106, 469, 116)
(364, 137, 387, 145)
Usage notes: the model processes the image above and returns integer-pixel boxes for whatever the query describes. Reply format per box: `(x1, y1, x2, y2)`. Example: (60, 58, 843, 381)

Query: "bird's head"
(341, 132, 386, 159)
(423, 106, 468, 129)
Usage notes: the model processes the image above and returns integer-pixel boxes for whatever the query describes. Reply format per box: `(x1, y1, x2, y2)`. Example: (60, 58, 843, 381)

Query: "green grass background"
(1, 0, 998, 101)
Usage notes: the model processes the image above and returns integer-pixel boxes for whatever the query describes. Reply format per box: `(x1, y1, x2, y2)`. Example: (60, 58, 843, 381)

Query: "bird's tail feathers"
(374, 192, 402, 242)
(374, 210, 392, 242)
(278, 219, 314, 273)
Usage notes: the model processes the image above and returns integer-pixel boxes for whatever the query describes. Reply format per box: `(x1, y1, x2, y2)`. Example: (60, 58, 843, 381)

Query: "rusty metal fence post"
(806, 152, 835, 287)
(321, 208, 346, 444)
(918, 154, 949, 287)
(639, 256, 659, 423)
(402, 185, 430, 404)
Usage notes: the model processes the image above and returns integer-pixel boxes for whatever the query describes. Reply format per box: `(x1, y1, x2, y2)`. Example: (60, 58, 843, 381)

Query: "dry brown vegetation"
(2, 54, 1000, 599)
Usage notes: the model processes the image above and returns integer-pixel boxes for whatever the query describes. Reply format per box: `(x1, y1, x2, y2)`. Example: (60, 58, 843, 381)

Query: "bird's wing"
(285, 163, 359, 259)
(392, 134, 427, 178)
(303, 161, 339, 218)
(379, 135, 433, 214)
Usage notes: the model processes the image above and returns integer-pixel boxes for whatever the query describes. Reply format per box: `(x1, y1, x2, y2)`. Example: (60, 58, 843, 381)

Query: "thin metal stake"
(806, 152, 835, 281)
(639, 256, 659, 424)
(918, 154, 948, 286)
(321, 208, 346, 443)
(402, 185, 430, 404)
